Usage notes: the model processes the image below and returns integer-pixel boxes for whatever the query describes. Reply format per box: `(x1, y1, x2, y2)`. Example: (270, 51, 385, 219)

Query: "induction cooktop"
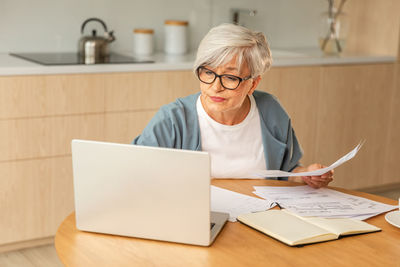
(10, 52, 154, 65)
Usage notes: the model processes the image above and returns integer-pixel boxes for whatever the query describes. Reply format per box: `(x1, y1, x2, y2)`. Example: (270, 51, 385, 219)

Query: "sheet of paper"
(254, 141, 363, 178)
(211, 185, 275, 222)
(253, 185, 397, 220)
(347, 212, 381, 221)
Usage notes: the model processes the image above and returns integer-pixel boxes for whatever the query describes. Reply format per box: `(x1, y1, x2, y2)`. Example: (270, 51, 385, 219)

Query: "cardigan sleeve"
(132, 93, 201, 151)
(253, 91, 303, 180)
(282, 119, 303, 172)
(269, 120, 303, 181)
(132, 105, 177, 148)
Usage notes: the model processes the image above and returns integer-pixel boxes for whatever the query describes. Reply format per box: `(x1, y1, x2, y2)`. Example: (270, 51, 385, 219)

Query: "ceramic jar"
(133, 28, 154, 56)
(164, 20, 188, 55)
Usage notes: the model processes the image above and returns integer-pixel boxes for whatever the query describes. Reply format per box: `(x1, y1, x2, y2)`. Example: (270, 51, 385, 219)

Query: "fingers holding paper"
(291, 163, 334, 189)
(255, 142, 362, 187)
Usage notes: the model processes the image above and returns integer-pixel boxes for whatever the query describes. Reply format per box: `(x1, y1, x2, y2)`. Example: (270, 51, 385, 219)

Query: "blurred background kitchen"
(0, 0, 330, 53)
(0, 0, 399, 266)
(0, 0, 397, 55)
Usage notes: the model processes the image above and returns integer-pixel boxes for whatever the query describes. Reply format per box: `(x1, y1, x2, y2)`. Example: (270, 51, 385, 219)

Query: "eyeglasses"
(196, 66, 252, 90)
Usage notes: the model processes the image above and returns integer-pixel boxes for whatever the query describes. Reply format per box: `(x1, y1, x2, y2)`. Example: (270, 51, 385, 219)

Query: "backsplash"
(0, 0, 325, 55)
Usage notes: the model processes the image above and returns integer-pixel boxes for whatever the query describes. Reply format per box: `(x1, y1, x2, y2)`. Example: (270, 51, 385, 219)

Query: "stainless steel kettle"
(78, 18, 115, 64)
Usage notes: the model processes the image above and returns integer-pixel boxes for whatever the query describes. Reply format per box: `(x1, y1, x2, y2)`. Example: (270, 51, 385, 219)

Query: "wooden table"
(55, 180, 400, 267)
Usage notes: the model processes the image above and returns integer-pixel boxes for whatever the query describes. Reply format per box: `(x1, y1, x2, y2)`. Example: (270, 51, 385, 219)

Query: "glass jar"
(319, 10, 348, 54)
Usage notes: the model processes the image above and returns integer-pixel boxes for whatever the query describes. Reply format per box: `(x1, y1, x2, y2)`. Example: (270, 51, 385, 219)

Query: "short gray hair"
(193, 23, 272, 77)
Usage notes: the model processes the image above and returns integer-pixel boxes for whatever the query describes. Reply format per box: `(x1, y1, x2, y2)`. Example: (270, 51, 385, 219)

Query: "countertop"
(0, 49, 396, 76)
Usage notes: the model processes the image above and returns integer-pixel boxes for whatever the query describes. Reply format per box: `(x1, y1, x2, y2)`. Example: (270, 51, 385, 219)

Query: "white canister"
(164, 20, 188, 55)
(133, 28, 154, 56)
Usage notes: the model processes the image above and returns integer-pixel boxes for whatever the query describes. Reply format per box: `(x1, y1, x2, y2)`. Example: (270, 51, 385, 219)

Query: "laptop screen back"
(72, 139, 211, 245)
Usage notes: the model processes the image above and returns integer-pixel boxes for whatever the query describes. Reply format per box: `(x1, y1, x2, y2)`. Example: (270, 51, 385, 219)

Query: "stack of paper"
(253, 185, 397, 220)
(210, 142, 371, 222)
(211, 186, 274, 222)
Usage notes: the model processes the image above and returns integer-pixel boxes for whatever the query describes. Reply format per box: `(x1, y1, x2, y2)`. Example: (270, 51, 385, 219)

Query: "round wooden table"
(55, 179, 400, 267)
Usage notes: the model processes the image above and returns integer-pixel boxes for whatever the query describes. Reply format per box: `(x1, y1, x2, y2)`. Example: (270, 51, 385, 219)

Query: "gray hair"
(193, 23, 272, 77)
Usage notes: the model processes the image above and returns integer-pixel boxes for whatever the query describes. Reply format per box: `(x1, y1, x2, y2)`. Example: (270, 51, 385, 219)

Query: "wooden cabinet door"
(382, 64, 400, 185)
(0, 71, 198, 248)
(316, 64, 396, 189)
(259, 66, 321, 165)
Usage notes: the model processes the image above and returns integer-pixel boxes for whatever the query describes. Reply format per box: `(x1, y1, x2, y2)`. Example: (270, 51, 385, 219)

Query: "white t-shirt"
(196, 95, 267, 178)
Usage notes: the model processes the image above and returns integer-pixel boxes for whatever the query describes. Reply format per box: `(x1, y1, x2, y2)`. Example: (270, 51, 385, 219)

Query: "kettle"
(78, 18, 115, 64)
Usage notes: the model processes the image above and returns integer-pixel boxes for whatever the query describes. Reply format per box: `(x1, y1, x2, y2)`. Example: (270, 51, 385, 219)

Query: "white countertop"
(0, 49, 396, 76)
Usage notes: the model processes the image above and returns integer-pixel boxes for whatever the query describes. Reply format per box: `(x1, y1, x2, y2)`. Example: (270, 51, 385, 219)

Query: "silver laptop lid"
(72, 139, 212, 246)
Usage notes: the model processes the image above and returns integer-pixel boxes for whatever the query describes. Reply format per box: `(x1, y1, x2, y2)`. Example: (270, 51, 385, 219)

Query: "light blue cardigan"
(133, 90, 303, 179)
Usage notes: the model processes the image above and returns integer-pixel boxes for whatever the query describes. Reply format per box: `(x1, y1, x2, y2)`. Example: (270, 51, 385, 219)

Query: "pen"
(270, 201, 283, 210)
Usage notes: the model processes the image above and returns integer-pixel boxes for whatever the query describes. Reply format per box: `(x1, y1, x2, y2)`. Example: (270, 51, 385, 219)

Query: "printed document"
(253, 185, 397, 220)
(254, 141, 363, 178)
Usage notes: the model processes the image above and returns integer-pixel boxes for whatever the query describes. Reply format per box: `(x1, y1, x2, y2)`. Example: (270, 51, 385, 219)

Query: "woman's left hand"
(300, 163, 334, 189)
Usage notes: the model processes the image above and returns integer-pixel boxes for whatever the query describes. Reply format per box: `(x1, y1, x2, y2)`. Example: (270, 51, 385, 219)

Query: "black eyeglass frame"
(196, 66, 252, 90)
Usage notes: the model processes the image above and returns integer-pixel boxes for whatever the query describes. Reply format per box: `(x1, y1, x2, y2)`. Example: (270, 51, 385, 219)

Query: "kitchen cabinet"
(259, 66, 321, 164)
(0, 63, 398, 251)
(345, 0, 400, 56)
(0, 157, 73, 248)
(259, 64, 398, 189)
(0, 71, 198, 251)
(102, 71, 199, 142)
(315, 64, 396, 189)
(382, 64, 400, 185)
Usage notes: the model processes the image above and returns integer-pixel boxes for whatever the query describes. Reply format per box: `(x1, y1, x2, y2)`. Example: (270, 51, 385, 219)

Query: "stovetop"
(10, 52, 154, 65)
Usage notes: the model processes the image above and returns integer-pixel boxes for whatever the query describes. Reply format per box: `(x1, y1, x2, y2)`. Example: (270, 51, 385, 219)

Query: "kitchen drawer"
(104, 71, 198, 112)
(315, 64, 395, 189)
(0, 74, 105, 119)
(104, 110, 157, 144)
(0, 156, 74, 245)
(0, 114, 104, 161)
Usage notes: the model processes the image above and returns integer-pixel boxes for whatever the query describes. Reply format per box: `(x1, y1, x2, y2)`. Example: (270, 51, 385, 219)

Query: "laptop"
(71, 139, 228, 246)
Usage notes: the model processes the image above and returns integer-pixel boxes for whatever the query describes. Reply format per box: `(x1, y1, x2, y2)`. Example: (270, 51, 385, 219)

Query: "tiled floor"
(1, 188, 398, 267)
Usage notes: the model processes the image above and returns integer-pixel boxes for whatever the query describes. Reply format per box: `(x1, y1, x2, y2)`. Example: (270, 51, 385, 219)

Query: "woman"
(133, 23, 333, 188)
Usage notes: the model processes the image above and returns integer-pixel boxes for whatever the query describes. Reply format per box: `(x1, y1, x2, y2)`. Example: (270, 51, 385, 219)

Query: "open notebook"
(237, 210, 381, 246)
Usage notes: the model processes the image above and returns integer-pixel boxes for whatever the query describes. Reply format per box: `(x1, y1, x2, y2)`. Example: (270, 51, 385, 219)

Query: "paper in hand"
(254, 141, 364, 178)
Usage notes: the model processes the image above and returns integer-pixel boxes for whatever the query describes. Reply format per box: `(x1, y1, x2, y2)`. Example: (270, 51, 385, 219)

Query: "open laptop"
(71, 139, 228, 246)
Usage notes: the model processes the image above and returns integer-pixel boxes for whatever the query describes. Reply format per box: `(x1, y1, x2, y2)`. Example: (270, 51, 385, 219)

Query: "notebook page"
(238, 210, 337, 246)
(302, 217, 381, 236)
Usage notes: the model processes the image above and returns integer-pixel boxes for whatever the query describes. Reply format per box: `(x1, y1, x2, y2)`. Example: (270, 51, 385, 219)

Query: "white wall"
(211, 0, 326, 49)
(0, 0, 327, 55)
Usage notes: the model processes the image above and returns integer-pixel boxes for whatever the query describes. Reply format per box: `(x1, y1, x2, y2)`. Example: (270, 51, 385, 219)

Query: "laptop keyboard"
(210, 223, 215, 230)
